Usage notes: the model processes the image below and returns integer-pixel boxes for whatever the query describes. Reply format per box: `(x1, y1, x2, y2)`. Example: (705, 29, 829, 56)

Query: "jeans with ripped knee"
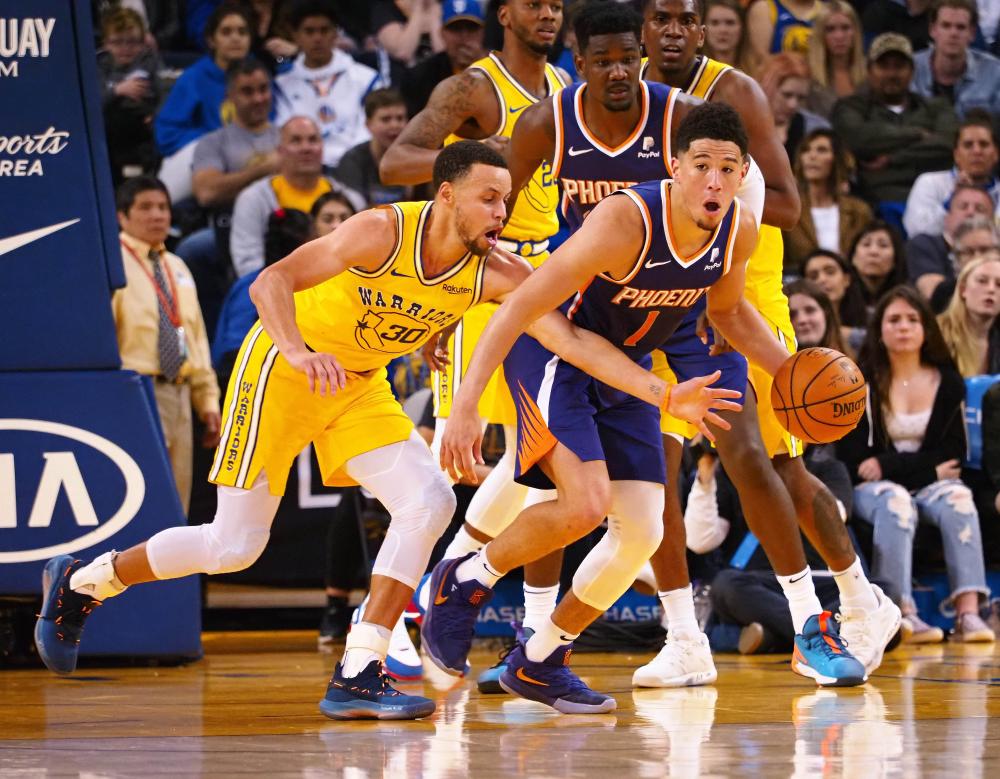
(853, 479, 990, 607)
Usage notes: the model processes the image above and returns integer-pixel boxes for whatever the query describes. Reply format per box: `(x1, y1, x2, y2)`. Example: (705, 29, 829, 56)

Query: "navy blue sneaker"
(319, 660, 435, 720)
(792, 611, 867, 687)
(34, 555, 101, 675)
(477, 622, 532, 694)
(499, 643, 616, 714)
(420, 554, 494, 676)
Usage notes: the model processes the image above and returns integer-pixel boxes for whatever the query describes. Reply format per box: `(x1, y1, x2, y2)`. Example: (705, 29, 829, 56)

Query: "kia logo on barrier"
(0, 419, 145, 563)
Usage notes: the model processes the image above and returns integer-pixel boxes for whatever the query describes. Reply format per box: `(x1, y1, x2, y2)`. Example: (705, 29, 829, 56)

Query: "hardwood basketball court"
(3, 632, 998, 777)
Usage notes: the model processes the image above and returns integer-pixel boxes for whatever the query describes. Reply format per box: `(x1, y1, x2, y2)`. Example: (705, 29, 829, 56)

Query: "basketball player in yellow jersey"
(631, 0, 900, 687)
(34, 142, 710, 720)
(381, 0, 570, 619)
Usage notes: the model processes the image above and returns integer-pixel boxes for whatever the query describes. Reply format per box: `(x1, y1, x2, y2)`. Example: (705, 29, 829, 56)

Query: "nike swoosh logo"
(0, 219, 80, 257)
(515, 667, 548, 686)
(434, 559, 460, 606)
(788, 573, 807, 584)
(390, 268, 413, 278)
(567, 147, 593, 157)
(644, 259, 672, 268)
(509, 105, 525, 114)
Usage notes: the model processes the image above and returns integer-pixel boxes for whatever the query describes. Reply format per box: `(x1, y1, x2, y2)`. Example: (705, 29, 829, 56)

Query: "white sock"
(776, 567, 824, 635)
(443, 525, 484, 561)
(69, 551, 127, 601)
(456, 546, 503, 588)
(525, 617, 578, 662)
(341, 621, 391, 678)
(831, 555, 879, 612)
(658, 584, 699, 640)
(522, 584, 559, 634)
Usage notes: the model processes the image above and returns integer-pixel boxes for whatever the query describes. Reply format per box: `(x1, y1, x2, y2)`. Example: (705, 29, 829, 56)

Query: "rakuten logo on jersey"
(0, 419, 145, 563)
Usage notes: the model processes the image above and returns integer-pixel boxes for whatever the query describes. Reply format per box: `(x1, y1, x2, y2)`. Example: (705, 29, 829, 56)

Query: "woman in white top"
(836, 287, 994, 643)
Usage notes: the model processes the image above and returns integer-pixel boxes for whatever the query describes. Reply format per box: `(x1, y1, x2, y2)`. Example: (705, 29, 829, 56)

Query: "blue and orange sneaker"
(477, 621, 533, 694)
(34, 555, 101, 675)
(420, 554, 493, 676)
(792, 611, 867, 687)
(499, 643, 616, 714)
(319, 660, 435, 720)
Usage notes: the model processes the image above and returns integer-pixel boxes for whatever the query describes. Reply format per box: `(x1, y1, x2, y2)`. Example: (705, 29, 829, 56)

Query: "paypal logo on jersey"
(637, 135, 660, 159)
(0, 419, 145, 563)
(704, 247, 722, 270)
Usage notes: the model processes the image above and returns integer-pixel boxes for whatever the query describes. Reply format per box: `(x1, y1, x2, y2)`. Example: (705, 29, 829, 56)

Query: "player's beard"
(457, 214, 490, 256)
(512, 22, 552, 56)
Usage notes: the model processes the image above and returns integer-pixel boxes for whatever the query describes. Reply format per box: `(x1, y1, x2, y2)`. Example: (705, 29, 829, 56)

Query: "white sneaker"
(632, 632, 718, 688)
(837, 584, 902, 675)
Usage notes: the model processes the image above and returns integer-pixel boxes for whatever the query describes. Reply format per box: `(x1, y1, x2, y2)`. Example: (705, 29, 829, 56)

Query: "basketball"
(770, 347, 867, 444)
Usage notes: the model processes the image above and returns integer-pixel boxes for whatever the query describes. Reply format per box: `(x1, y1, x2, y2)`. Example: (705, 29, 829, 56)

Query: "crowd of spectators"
(94, 0, 1000, 645)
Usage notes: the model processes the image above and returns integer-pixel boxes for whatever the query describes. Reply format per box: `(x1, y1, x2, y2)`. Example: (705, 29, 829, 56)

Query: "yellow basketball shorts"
(209, 324, 415, 496)
(432, 248, 548, 426)
(654, 310, 802, 459)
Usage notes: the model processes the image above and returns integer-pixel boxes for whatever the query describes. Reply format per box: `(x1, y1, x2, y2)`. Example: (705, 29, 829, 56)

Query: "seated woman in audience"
(703, 0, 754, 74)
(784, 278, 852, 356)
(756, 52, 830, 161)
(783, 128, 872, 274)
(155, 2, 254, 202)
(803, 250, 870, 351)
(938, 256, 1000, 378)
(804, 0, 865, 118)
(836, 287, 995, 644)
(847, 220, 908, 314)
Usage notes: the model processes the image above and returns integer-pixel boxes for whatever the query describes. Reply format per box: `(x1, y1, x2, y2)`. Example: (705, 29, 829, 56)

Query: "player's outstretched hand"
(440, 403, 484, 484)
(666, 370, 742, 443)
(285, 350, 347, 396)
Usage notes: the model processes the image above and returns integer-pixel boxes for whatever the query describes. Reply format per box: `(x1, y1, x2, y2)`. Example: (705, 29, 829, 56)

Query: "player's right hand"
(440, 403, 484, 484)
(285, 349, 347, 396)
(482, 135, 510, 155)
(421, 332, 451, 372)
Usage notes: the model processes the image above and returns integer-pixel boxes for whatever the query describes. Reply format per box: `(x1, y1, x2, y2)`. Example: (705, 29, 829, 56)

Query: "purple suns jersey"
(552, 80, 678, 232)
(565, 178, 742, 359)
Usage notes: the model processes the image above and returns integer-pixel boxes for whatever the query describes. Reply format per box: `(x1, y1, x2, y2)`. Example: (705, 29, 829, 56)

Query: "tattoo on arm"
(399, 71, 489, 149)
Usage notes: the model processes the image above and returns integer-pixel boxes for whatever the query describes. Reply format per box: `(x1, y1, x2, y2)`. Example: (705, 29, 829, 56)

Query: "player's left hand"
(201, 411, 221, 448)
(696, 311, 733, 356)
(666, 370, 742, 443)
(422, 332, 451, 372)
(439, 402, 484, 484)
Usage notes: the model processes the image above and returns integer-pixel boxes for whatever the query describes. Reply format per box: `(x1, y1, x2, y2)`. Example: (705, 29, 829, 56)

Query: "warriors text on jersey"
(294, 200, 488, 373)
(553, 80, 677, 231)
(447, 52, 569, 242)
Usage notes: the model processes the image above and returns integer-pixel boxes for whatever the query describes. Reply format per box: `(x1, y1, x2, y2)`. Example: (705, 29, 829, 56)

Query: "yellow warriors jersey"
(447, 52, 569, 242)
(294, 201, 489, 373)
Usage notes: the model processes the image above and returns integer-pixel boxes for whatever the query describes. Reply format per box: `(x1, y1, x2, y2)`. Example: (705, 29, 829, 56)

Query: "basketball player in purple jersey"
(424, 103, 866, 714)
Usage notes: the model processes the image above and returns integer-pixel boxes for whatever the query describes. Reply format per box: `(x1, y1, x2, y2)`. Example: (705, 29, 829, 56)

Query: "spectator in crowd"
(861, 0, 933, 53)
(785, 278, 852, 355)
(98, 8, 164, 186)
(980, 0, 1000, 51)
(401, 0, 487, 118)
(836, 286, 994, 644)
(155, 2, 254, 202)
(372, 0, 445, 65)
(247, 0, 300, 73)
(832, 32, 958, 206)
(906, 184, 996, 304)
(746, 0, 821, 68)
(804, 0, 865, 118)
(229, 116, 364, 276)
(783, 128, 872, 274)
(702, 0, 754, 75)
(803, 249, 870, 351)
(848, 220, 908, 312)
(335, 89, 411, 206)
(912, 0, 1000, 119)
(938, 255, 1000, 376)
(903, 111, 1000, 238)
(929, 217, 1000, 308)
(113, 176, 221, 515)
(311, 189, 357, 235)
(274, 0, 385, 168)
(756, 52, 830, 161)
(106, 0, 182, 55)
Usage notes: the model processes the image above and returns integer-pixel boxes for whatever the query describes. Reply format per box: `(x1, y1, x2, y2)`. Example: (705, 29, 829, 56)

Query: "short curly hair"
(675, 102, 748, 157)
(432, 140, 508, 191)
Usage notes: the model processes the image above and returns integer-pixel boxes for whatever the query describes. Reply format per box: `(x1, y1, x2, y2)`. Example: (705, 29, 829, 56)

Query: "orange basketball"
(770, 347, 867, 444)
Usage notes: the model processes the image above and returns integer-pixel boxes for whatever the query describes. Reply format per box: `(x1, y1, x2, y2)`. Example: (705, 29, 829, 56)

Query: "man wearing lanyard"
(114, 176, 222, 514)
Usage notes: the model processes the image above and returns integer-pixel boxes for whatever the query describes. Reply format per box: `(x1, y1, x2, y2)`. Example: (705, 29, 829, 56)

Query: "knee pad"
(571, 481, 664, 611)
(204, 520, 271, 574)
